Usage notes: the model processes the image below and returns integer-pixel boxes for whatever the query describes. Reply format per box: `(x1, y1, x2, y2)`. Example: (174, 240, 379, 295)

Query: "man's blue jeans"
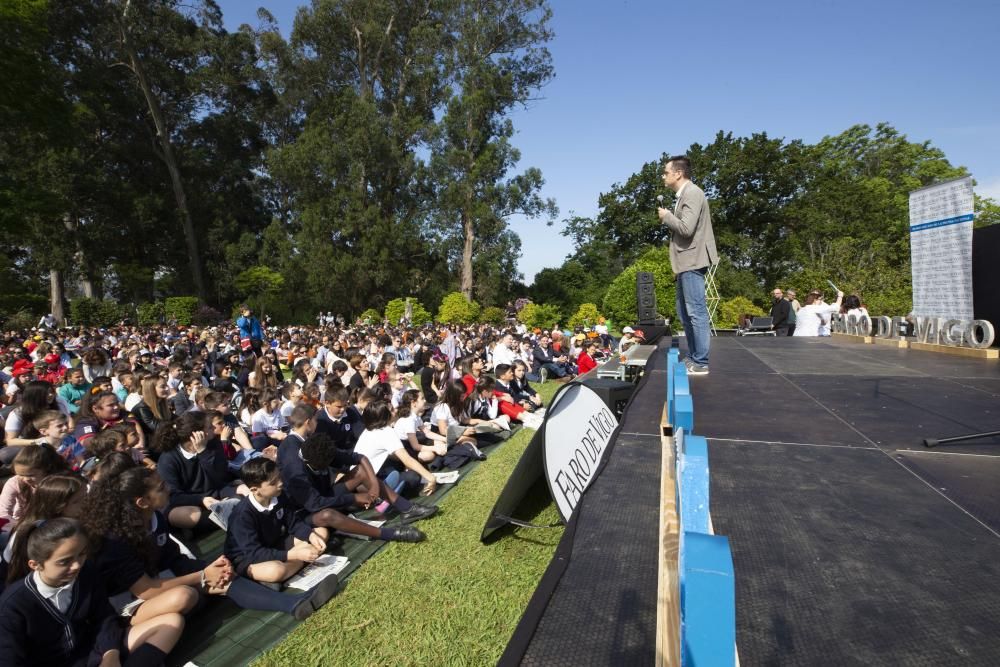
(676, 268, 710, 366)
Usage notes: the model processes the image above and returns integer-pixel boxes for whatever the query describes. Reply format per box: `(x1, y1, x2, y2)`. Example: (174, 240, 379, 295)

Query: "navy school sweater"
(223, 493, 313, 571)
(157, 439, 237, 508)
(0, 562, 124, 667)
(276, 434, 362, 513)
(314, 406, 364, 450)
(92, 510, 204, 597)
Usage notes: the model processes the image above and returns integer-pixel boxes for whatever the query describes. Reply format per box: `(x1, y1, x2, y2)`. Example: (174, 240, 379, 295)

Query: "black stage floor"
(509, 341, 669, 666)
(693, 336, 1000, 666)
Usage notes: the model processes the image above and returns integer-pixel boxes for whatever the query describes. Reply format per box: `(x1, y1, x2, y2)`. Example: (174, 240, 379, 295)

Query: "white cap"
(622, 326, 635, 334)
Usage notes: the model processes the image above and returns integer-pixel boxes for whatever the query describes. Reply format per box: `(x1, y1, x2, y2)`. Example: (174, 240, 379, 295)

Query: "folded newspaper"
(207, 497, 242, 531)
(433, 470, 460, 484)
(285, 554, 350, 591)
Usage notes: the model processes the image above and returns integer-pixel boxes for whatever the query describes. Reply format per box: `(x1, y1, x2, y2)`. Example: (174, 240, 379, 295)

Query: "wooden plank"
(872, 336, 910, 349)
(656, 403, 681, 667)
(909, 341, 999, 359)
(831, 332, 872, 344)
(661, 401, 672, 437)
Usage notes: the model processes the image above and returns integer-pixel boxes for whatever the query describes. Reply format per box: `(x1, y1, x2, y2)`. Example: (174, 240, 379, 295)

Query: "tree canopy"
(2, 1, 994, 325)
(0, 0, 555, 323)
(545, 123, 994, 317)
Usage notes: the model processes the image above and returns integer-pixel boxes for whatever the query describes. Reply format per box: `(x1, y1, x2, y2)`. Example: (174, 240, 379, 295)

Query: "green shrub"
(517, 302, 562, 330)
(436, 292, 481, 325)
(234, 266, 285, 315)
(4, 309, 39, 330)
(358, 308, 381, 324)
(601, 247, 676, 325)
(718, 296, 765, 328)
(164, 296, 199, 326)
(479, 306, 507, 325)
(384, 298, 433, 325)
(0, 293, 48, 316)
(567, 303, 602, 329)
(136, 302, 165, 326)
(69, 298, 129, 327)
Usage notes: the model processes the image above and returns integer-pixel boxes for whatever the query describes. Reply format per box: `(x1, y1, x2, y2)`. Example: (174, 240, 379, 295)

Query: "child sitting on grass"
(354, 400, 437, 500)
(0, 445, 69, 534)
(431, 381, 480, 449)
(31, 410, 87, 472)
(152, 412, 248, 531)
(393, 390, 447, 464)
(55, 368, 90, 415)
(249, 387, 287, 449)
(0, 518, 184, 665)
(510, 360, 544, 411)
(224, 458, 328, 586)
(314, 386, 364, 451)
(278, 412, 430, 543)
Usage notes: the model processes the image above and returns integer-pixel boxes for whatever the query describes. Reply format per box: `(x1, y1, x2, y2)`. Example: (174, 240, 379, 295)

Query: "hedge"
(436, 292, 481, 325)
(384, 298, 432, 325)
(69, 298, 131, 327)
(164, 297, 199, 326)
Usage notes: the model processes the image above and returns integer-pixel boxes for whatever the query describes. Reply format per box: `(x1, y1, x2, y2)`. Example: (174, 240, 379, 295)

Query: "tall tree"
(429, 0, 557, 300)
(267, 0, 450, 315)
(109, 0, 219, 300)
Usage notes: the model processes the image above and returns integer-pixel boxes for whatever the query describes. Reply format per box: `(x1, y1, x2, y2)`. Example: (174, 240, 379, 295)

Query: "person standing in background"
(236, 305, 264, 357)
(785, 289, 800, 336)
(770, 289, 791, 335)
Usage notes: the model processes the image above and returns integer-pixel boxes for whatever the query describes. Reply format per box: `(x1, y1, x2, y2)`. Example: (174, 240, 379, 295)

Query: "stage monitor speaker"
(581, 377, 635, 419)
(636, 271, 656, 322)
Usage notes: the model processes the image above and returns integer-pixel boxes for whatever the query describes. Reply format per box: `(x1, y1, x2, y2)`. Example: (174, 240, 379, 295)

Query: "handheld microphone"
(657, 194, 671, 240)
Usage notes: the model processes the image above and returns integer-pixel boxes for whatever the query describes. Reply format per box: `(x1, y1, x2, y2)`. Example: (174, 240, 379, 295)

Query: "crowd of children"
(0, 315, 617, 664)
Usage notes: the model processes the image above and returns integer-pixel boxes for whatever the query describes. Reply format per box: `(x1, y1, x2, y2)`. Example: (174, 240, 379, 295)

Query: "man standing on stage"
(770, 288, 792, 335)
(657, 156, 718, 375)
(785, 289, 800, 336)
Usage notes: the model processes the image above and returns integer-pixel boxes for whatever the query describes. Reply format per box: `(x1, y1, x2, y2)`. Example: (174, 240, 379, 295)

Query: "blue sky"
(216, 0, 1000, 283)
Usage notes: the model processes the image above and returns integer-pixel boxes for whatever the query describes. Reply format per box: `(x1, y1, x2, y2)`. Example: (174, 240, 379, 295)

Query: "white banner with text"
(909, 177, 975, 321)
(543, 383, 618, 521)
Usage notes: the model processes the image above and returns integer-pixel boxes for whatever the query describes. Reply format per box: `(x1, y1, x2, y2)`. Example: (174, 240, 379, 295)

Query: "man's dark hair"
(666, 155, 692, 179)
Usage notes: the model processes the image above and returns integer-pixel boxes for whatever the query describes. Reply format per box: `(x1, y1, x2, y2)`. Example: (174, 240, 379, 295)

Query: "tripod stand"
(923, 431, 1000, 448)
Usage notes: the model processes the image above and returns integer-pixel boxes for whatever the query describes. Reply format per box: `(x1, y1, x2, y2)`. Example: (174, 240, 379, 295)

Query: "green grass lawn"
(255, 382, 564, 667)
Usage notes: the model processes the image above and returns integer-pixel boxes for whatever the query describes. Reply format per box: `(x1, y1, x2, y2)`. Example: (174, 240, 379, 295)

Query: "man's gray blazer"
(660, 182, 718, 276)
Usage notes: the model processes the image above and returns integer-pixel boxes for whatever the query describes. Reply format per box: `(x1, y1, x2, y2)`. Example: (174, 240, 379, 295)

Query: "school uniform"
(488, 381, 525, 421)
(0, 564, 125, 667)
(250, 408, 286, 437)
(157, 440, 239, 511)
(509, 377, 539, 405)
(314, 405, 364, 451)
(224, 494, 313, 576)
(276, 434, 361, 514)
(93, 511, 203, 597)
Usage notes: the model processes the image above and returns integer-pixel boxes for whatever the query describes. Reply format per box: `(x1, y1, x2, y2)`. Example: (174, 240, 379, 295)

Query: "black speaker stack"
(636, 271, 657, 323)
